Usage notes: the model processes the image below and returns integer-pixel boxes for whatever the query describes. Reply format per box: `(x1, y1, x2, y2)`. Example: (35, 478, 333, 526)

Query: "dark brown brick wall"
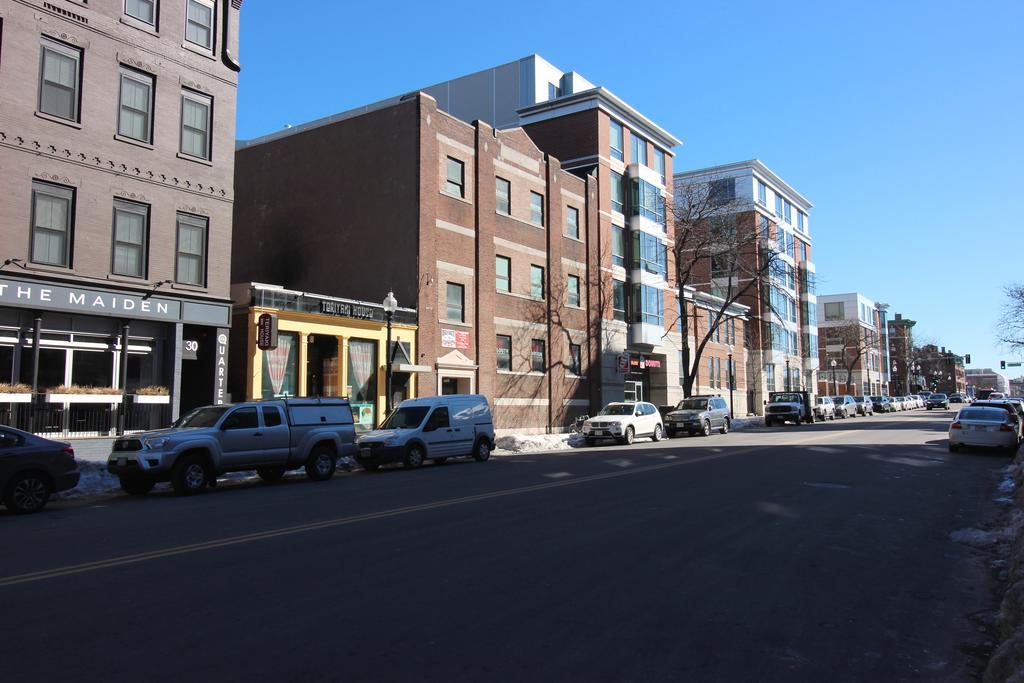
(232, 99, 421, 307)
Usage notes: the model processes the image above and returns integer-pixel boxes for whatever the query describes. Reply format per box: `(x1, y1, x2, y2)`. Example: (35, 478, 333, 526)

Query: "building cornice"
(675, 159, 813, 210)
(517, 87, 681, 151)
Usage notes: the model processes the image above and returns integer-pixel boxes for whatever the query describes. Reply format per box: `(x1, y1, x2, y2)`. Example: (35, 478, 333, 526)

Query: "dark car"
(663, 396, 732, 437)
(1, 426, 80, 514)
(926, 393, 950, 410)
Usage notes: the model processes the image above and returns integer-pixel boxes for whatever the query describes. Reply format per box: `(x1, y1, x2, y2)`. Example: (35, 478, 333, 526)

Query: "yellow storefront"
(230, 283, 422, 428)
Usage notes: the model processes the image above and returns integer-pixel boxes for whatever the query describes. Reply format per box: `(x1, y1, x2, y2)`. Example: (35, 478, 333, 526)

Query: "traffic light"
(965, 354, 971, 364)
(1001, 360, 1006, 370)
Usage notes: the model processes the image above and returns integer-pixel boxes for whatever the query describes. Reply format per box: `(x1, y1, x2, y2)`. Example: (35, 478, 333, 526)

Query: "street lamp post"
(382, 291, 398, 416)
(727, 348, 735, 415)
(831, 358, 838, 396)
(785, 358, 791, 391)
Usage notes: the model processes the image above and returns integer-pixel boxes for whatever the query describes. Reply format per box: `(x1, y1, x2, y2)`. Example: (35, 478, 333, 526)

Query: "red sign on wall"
(441, 329, 471, 350)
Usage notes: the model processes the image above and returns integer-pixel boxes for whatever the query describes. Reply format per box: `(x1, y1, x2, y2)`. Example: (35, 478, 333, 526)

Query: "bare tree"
(999, 284, 1024, 354)
(825, 320, 874, 393)
(669, 180, 788, 397)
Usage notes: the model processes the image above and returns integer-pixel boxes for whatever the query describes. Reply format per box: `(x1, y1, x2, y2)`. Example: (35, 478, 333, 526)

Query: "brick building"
(887, 313, 917, 394)
(674, 160, 817, 414)
(682, 289, 749, 415)
(966, 368, 1008, 395)
(231, 56, 681, 432)
(916, 345, 966, 395)
(816, 293, 890, 397)
(0, 0, 244, 427)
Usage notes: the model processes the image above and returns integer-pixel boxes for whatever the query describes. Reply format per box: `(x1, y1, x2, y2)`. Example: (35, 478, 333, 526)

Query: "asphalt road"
(0, 409, 1011, 682)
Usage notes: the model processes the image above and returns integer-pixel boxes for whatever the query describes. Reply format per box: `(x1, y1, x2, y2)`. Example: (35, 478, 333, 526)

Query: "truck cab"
(765, 391, 815, 426)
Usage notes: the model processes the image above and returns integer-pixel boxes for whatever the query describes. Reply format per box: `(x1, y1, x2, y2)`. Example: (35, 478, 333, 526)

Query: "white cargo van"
(355, 394, 495, 470)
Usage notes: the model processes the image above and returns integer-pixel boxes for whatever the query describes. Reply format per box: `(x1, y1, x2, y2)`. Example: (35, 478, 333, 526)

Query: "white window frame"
(111, 199, 150, 278)
(175, 212, 208, 286)
(184, 0, 215, 51)
(124, 0, 158, 26)
(38, 38, 82, 122)
(118, 66, 155, 144)
(179, 89, 212, 160)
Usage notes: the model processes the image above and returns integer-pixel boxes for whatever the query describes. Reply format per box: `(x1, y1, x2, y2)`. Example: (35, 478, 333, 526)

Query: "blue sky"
(236, 0, 1024, 376)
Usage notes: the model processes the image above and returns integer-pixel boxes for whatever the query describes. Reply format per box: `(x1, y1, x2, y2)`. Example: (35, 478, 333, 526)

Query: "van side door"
(448, 399, 477, 456)
(422, 407, 453, 457)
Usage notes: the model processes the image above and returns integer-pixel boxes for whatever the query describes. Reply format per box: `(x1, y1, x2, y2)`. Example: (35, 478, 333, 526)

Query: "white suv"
(583, 402, 664, 446)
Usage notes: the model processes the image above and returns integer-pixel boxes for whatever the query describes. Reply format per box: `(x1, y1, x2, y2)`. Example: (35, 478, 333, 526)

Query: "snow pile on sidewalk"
(980, 463, 1024, 682)
(494, 432, 585, 455)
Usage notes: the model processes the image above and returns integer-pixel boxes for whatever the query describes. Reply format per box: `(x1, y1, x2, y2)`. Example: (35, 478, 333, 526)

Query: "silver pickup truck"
(107, 398, 358, 495)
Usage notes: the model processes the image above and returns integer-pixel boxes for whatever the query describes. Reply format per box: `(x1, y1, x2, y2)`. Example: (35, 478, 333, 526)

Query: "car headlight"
(145, 437, 170, 450)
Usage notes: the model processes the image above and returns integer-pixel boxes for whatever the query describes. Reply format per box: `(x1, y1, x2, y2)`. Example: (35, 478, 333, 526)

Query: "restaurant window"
(112, 199, 149, 278)
(531, 339, 546, 373)
(495, 176, 510, 215)
(495, 255, 511, 293)
(569, 343, 582, 376)
(262, 331, 299, 398)
(446, 282, 464, 322)
(347, 338, 378, 427)
(175, 212, 207, 286)
(446, 157, 465, 198)
(496, 335, 511, 371)
(566, 206, 580, 239)
(38, 37, 81, 122)
(30, 181, 74, 268)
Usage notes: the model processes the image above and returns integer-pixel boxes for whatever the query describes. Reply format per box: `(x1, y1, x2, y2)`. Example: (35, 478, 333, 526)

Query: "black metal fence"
(0, 395, 172, 439)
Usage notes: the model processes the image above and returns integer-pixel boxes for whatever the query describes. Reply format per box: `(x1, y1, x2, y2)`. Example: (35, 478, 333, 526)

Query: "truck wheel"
(4, 472, 51, 514)
(305, 446, 337, 481)
(795, 416, 802, 425)
(119, 476, 155, 495)
(171, 454, 210, 495)
(473, 439, 491, 462)
(257, 466, 287, 483)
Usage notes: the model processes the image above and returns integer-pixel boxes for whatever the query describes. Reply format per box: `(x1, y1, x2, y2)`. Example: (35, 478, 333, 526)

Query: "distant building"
(887, 313, 916, 393)
(916, 345, 966, 395)
(1009, 377, 1024, 396)
(966, 368, 1009, 394)
(816, 293, 889, 396)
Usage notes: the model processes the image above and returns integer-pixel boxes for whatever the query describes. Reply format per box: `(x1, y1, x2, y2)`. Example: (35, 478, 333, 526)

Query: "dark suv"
(664, 396, 732, 437)
(926, 393, 950, 410)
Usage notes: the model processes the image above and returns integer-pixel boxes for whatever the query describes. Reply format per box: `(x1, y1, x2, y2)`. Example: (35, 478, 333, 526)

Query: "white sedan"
(948, 406, 1020, 454)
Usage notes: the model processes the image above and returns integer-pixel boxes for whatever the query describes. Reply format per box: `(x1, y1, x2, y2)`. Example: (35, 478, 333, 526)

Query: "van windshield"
(380, 406, 431, 430)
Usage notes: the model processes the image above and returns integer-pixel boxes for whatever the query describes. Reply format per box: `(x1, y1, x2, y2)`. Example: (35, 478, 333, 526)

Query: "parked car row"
(949, 398, 1024, 454)
(1, 394, 497, 514)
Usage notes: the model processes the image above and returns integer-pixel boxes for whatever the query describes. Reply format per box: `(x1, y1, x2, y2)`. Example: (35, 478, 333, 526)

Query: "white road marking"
(543, 472, 573, 479)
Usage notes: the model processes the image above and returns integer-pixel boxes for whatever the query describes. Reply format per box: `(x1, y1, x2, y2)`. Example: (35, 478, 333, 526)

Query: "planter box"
(0, 393, 32, 403)
(132, 394, 170, 404)
(47, 393, 123, 404)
